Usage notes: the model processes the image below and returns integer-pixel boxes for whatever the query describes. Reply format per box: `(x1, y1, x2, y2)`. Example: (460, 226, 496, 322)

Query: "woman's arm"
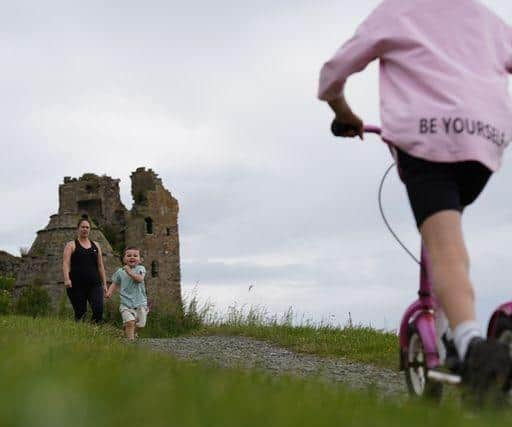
(62, 241, 74, 288)
(95, 241, 108, 292)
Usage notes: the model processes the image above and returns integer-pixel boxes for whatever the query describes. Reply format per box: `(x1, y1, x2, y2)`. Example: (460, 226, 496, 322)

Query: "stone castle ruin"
(0, 251, 20, 279)
(14, 168, 182, 312)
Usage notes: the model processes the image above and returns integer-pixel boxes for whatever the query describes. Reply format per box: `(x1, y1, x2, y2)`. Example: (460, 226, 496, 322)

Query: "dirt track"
(140, 335, 406, 396)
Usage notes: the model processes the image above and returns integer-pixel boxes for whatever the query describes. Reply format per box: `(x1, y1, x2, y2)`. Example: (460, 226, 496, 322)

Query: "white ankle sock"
(453, 320, 482, 360)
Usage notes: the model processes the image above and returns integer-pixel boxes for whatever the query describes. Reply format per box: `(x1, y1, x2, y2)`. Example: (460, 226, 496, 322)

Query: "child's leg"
(120, 306, 137, 340)
(420, 210, 480, 358)
(134, 306, 149, 338)
(124, 320, 136, 340)
(395, 150, 488, 359)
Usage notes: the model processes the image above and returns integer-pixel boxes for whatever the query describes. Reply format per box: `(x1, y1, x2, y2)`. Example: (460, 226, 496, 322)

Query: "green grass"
(61, 290, 398, 368)
(1, 315, 510, 427)
(2, 283, 398, 370)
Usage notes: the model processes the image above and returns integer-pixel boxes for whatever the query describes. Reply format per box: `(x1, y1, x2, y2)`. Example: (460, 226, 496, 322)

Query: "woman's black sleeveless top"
(70, 239, 101, 288)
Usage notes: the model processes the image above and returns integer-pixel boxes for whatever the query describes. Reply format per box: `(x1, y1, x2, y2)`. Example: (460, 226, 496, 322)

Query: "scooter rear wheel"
(403, 324, 443, 401)
(488, 314, 512, 401)
(493, 314, 512, 356)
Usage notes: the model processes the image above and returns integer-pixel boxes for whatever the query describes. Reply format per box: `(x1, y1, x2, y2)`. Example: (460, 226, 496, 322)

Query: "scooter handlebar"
(363, 125, 381, 135)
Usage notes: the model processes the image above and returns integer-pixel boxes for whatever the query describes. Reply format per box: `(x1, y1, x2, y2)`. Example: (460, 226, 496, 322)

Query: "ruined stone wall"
(0, 251, 21, 278)
(125, 168, 182, 312)
(11, 168, 181, 313)
(15, 214, 120, 308)
(59, 174, 127, 251)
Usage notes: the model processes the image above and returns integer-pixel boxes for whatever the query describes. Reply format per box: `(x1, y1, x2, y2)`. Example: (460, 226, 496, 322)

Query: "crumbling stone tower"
(59, 174, 127, 252)
(125, 168, 182, 312)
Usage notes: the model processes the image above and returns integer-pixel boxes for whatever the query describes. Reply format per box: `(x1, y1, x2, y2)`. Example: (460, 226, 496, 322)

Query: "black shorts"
(396, 149, 492, 228)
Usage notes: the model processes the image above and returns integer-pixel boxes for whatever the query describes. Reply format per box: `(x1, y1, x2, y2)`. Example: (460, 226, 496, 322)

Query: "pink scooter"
(333, 121, 512, 400)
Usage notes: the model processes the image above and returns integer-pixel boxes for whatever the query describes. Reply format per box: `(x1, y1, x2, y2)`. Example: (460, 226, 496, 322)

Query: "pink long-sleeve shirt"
(318, 0, 512, 171)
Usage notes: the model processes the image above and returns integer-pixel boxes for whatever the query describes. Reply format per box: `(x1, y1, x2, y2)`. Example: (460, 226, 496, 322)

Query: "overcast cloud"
(2, 1, 512, 329)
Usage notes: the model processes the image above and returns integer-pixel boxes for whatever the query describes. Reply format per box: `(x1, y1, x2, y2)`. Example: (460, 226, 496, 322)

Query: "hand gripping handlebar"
(330, 119, 381, 136)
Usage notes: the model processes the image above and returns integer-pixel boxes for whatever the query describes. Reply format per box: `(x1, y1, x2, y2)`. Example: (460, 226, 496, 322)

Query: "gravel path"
(140, 335, 406, 396)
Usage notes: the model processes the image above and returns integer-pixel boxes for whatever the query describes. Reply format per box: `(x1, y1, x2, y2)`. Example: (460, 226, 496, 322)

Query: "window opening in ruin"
(151, 261, 159, 278)
(166, 227, 171, 236)
(134, 192, 148, 205)
(85, 184, 94, 193)
(145, 217, 154, 234)
(77, 200, 102, 225)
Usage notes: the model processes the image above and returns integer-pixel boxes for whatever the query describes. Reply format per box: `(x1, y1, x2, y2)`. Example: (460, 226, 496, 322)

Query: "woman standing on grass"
(62, 216, 108, 323)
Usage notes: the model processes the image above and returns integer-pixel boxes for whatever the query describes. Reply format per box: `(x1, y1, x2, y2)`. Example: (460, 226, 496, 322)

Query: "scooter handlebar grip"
(331, 120, 360, 137)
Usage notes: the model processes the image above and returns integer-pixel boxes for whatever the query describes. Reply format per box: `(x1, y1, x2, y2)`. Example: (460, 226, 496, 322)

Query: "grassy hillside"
(1, 315, 510, 427)
(2, 284, 397, 368)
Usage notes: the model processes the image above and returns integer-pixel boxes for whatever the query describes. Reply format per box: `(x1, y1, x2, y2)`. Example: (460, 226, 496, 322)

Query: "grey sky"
(2, 1, 512, 328)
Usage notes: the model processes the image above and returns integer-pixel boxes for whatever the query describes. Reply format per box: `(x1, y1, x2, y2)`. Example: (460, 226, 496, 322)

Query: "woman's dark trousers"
(66, 285, 104, 323)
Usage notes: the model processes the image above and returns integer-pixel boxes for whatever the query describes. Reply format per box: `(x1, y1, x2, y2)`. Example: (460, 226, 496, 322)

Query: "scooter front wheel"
(403, 324, 443, 401)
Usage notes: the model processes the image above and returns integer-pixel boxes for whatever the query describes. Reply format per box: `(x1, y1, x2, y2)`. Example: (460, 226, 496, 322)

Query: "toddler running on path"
(106, 247, 148, 340)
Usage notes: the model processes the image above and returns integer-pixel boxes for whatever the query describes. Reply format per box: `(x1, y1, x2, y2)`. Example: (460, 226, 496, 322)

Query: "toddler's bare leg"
(124, 320, 136, 340)
(420, 210, 474, 329)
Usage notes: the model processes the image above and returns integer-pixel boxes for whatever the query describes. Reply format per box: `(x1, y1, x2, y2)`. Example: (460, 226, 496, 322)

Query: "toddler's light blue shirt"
(111, 265, 147, 308)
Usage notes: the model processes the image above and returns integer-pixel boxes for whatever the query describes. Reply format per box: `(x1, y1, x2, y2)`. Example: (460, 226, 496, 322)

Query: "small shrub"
(142, 301, 184, 337)
(143, 312, 180, 337)
(16, 285, 52, 318)
(0, 276, 15, 291)
(182, 295, 212, 331)
(0, 290, 12, 314)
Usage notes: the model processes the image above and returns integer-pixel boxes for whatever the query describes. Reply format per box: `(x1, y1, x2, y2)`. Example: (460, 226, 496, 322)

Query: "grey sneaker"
(461, 338, 512, 406)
